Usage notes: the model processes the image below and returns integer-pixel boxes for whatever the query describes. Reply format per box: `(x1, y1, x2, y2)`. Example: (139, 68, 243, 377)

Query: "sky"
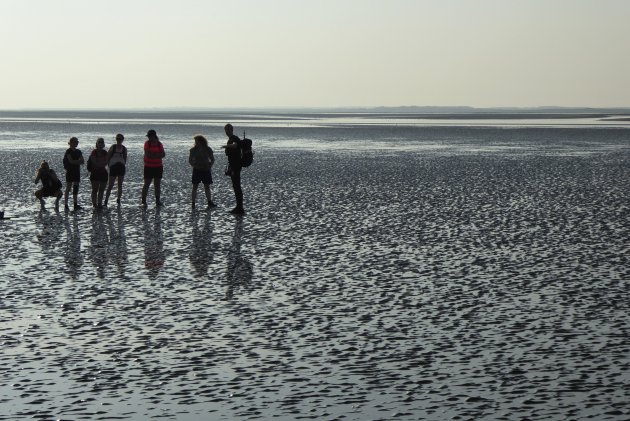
(1, 0, 629, 109)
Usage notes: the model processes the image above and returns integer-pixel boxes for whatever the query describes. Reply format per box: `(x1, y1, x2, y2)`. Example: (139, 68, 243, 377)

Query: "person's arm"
(188, 149, 195, 167)
(221, 143, 238, 150)
(208, 147, 215, 167)
(122, 145, 128, 164)
(106, 145, 114, 163)
(66, 151, 79, 165)
(34, 170, 41, 184)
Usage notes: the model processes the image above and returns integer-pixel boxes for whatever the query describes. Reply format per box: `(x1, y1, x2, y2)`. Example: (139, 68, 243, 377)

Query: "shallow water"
(1, 117, 629, 420)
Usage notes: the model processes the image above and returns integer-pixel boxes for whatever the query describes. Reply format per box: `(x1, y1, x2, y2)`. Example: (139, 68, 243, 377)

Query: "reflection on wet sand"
(143, 208, 165, 279)
(106, 207, 128, 277)
(63, 214, 83, 279)
(225, 217, 253, 300)
(88, 211, 110, 278)
(189, 211, 214, 278)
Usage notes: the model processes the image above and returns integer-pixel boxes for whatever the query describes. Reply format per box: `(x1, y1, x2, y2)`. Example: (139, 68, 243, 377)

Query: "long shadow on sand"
(225, 217, 253, 300)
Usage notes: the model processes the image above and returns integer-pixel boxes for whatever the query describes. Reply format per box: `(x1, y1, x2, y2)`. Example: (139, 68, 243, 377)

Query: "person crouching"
(34, 160, 63, 211)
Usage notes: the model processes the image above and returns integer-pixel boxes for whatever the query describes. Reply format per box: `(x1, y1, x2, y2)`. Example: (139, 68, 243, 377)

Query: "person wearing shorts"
(63, 137, 84, 210)
(34, 160, 63, 211)
(87, 138, 109, 209)
(105, 133, 128, 206)
(188, 134, 216, 209)
(142, 129, 165, 207)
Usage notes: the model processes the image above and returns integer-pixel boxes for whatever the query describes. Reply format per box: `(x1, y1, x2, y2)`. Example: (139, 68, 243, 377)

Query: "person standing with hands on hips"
(142, 129, 165, 207)
(221, 123, 245, 215)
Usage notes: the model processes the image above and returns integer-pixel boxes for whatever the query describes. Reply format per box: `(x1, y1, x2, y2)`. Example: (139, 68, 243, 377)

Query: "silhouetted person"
(34, 160, 63, 211)
(189, 134, 217, 209)
(87, 138, 108, 209)
(142, 129, 165, 207)
(105, 133, 128, 206)
(63, 137, 84, 210)
(221, 123, 245, 214)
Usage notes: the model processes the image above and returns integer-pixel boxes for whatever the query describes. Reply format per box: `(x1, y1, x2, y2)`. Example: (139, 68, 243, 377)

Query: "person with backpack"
(104, 133, 128, 206)
(142, 129, 165, 207)
(34, 160, 63, 211)
(188, 134, 217, 209)
(63, 137, 85, 210)
(221, 123, 245, 214)
(87, 138, 109, 209)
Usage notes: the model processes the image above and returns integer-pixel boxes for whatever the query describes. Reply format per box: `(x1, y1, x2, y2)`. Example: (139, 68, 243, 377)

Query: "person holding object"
(63, 137, 84, 211)
(221, 124, 245, 214)
(189, 134, 217, 209)
(34, 160, 63, 211)
(142, 129, 165, 207)
(87, 137, 109, 209)
(105, 133, 127, 206)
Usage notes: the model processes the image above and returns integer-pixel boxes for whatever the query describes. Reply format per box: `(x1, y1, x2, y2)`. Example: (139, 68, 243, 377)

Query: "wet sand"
(1, 136, 629, 420)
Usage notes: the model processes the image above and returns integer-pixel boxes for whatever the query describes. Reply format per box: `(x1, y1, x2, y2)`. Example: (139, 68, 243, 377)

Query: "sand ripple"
(1, 135, 629, 420)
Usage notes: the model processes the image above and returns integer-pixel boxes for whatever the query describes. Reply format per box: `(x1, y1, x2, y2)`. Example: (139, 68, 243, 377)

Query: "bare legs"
(142, 178, 162, 206)
(105, 175, 124, 206)
(191, 183, 214, 209)
(64, 182, 81, 210)
(35, 190, 63, 211)
(91, 181, 107, 208)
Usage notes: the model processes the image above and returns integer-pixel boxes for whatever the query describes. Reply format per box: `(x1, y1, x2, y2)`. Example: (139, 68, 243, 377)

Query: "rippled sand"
(1, 137, 629, 420)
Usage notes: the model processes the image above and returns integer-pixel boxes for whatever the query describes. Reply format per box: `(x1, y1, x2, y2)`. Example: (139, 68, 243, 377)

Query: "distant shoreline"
(1, 108, 630, 122)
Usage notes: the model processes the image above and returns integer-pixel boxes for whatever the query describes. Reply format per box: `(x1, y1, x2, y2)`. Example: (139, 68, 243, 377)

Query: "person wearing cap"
(63, 137, 85, 210)
(87, 138, 109, 209)
(142, 129, 165, 207)
(105, 133, 128, 206)
(221, 123, 245, 214)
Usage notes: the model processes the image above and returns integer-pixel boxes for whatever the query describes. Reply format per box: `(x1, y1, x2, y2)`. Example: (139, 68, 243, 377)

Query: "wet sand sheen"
(1, 132, 629, 420)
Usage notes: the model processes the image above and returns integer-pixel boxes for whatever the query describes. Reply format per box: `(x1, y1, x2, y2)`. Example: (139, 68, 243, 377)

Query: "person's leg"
(154, 178, 162, 205)
(142, 178, 152, 205)
(73, 183, 81, 209)
(35, 190, 45, 209)
(203, 184, 214, 208)
(192, 183, 198, 208)
(105, 176, 115, 206)
(55, 190, 62, 211)
(97, 181, 106, 208)
(64, 183, 71, 208)
(91, 180, 98, 207)
(230, 168, 244, 213)
(117, 175, 124, 203)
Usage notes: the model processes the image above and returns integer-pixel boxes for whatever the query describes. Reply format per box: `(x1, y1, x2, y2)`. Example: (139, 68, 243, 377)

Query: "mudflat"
(1, 129, 629, 420)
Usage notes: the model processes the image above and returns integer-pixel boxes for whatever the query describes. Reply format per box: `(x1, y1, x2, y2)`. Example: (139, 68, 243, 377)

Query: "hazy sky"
(1, 0, 629, 109)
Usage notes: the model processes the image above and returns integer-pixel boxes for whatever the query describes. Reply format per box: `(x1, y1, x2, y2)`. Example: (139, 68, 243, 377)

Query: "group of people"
(33, 124, 247, 215)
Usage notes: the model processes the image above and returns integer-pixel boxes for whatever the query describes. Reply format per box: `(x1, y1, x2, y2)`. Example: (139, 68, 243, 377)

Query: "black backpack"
(240, 131, 254, 167)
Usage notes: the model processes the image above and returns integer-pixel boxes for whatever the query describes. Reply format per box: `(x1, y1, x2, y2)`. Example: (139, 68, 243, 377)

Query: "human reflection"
(63, 215, 84, 280)
(225, 217, 253, 300)
(143, 208, 165, 279)
(106, 207, 128, 277)
(189, 211, 214, 278)
(36, 211, 63, 262)
(88, 211, 110, 279)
